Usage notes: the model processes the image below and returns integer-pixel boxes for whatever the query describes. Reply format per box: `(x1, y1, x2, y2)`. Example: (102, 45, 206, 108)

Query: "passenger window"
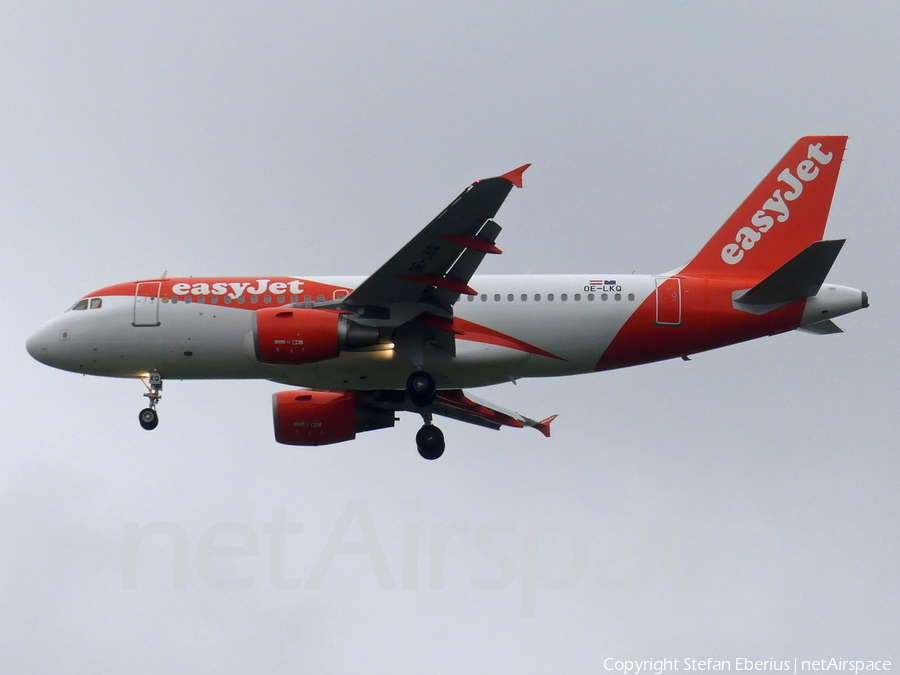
(574, 294, 581, 301)
(615, 293, 622, 301)
(264, 295, 272, 303)
(291, 295, 299, 303)
(71, 299, 89, 311)
(185, 296, 192, 304)
(548, 294, 554, 301)
(224, 296, 232, 304)
(250, 296, 259, 304)
(89, 298, 102, 309)
(534, 294, 541, 301)
(588, 293, 595, 301)
(601, 293, 608, 301)
(628, 293, 635, 301)
(211, 296, 219, 304)
(507, 294, 514, 301)
(172, 297, 179, 304)
(237, 296, 245, 304)
(521, 294, 527, 301)
(481, 294, 487, 302)
(561, 294, 568, 301)
(317, 295, 324, 301)
(277, 295, 285, 303)
(494, 294, 501, 302)
(304, 295, 311, 302)
(467, 295, 474, 302)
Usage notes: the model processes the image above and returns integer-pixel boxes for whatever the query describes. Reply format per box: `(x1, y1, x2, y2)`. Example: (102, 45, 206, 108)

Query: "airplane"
(26, 136, 868, 460)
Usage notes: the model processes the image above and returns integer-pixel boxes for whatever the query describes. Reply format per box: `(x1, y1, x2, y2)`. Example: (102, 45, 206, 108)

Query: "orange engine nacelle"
(253, 307, 379, 365)
(272, 390, 395, 446)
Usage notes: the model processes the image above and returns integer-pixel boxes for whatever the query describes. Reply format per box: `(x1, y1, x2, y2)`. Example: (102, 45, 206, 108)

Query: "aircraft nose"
(26, 323, 58, 366)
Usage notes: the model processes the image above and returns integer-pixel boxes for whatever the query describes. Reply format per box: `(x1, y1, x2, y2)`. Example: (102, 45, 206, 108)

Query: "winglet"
(500, 163, 531, 188)
(534, 414, 558, 438)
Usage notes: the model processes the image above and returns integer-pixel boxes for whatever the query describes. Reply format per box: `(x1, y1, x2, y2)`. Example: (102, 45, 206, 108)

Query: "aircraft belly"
(266, 342, 531, 390)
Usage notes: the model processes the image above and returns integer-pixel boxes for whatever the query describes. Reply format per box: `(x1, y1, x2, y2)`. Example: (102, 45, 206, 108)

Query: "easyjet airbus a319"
(27, 136, 867, 459)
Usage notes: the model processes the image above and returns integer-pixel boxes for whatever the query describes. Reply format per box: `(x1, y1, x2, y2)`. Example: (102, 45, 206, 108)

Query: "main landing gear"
(139, 372, 162, 431)
(406, 370, 436, 407)
(416, 418, 445, 461)
(406, 370, 444, 460)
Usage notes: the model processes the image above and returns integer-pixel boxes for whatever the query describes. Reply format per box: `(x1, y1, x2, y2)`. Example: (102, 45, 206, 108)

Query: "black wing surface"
(343, 165, 529, 315)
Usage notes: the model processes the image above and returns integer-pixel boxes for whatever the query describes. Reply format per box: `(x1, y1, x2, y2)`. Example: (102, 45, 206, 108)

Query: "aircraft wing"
(343, 165, 530, 315)
(431, 389, 557, 437)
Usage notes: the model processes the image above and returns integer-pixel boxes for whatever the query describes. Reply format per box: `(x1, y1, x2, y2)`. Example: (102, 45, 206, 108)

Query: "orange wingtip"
(500, 163, 531, 188)
(535, 414, 558, 438)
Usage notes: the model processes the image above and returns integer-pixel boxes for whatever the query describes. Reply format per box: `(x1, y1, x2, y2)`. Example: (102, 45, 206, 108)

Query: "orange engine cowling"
(253, 307, 379, 365)
(272, 390, 395, 446)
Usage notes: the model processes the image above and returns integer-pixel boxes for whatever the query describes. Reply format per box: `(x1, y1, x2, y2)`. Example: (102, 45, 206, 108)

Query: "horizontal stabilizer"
(735, 239, 845, 305)
(797, 319, 843, 335)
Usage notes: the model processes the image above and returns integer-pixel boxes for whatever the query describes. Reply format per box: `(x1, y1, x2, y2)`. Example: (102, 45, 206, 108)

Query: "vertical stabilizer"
(680, 136, 847, 281)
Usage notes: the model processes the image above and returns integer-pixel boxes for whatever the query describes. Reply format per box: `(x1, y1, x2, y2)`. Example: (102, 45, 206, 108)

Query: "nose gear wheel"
(139, 372, 163, 431)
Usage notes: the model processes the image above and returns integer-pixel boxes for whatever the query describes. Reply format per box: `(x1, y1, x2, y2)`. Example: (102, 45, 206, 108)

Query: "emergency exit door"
(655, 277, 682, 325)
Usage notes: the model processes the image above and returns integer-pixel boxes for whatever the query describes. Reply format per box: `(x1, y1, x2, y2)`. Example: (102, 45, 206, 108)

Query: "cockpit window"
(70, 299, 89, 311)
(90, 298, 102, 309)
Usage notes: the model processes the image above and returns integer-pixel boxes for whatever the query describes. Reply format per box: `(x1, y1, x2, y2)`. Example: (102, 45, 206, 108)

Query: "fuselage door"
(134, 282, 162, 327)
(655, 277, 682, 325)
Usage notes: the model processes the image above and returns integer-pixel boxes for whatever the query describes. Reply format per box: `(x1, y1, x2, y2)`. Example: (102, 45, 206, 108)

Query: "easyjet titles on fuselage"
(170, 279, 311, 300)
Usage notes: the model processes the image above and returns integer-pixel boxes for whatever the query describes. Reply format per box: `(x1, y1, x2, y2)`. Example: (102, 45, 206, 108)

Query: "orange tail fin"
(680, 136, 847, 281)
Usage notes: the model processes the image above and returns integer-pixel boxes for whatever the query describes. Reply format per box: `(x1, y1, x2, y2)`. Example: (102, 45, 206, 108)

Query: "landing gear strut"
(139, 372, 162, 431)
(416, 423, 445, 460)
(406, 371, 443, 458)
(406, 370, 436, 407)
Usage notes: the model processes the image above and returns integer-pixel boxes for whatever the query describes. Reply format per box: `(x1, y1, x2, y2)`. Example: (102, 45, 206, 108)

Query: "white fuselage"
(26, 273, 867, 393)
(26, 275, 653, 390)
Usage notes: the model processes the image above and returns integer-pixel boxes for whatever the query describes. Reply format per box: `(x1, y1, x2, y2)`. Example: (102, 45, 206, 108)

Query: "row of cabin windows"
(169, 292, 637, 305)
(167, 294, 325, 305)
(69, 292, 636, 310)
(467, 292, 636, 302)
(70, 298, 103, 311)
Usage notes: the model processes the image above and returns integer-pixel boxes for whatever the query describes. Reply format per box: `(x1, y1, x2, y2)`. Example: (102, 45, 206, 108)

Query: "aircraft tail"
(680, 136, 847, 281)
(733, 239, 845, 306)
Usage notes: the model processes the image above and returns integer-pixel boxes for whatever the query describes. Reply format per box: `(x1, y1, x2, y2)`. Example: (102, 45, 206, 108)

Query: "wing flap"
(431, 389, 556, 437)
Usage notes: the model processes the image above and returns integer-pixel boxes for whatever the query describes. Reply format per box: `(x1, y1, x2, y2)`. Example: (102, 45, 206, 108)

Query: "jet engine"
(272, 390, 395, 446)
(253, 307, 380, 365)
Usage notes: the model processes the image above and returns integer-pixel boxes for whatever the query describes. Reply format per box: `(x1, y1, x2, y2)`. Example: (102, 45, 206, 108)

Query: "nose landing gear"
(139, 372, 162, 431)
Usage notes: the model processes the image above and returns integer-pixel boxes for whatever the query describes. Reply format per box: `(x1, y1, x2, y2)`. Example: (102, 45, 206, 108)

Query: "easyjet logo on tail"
(721, 143, 834, 265)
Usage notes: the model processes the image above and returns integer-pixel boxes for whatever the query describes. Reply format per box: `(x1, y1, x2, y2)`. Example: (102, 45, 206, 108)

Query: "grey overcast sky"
(1, 2, 897, 673)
